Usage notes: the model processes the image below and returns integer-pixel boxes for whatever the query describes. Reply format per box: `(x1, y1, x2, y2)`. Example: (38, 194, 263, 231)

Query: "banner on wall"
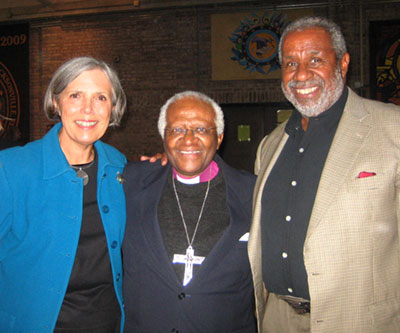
(211, 8, 313, 81)
(0, 24, 29, 146)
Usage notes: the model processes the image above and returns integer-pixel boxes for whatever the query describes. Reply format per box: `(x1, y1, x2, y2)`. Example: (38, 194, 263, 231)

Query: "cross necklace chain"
(171, 167, 212, 286)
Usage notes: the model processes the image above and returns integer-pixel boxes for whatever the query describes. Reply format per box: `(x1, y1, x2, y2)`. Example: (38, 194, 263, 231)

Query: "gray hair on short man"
(158, 91, 224, 139)
(43, 56, 127, 126)
(278, 16, 347, 64)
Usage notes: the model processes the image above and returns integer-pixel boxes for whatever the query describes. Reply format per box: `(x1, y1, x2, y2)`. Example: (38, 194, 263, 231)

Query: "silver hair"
(158, 91, 224, 139)
(278, 16, 347, 64)
(43, 56, 126, 126)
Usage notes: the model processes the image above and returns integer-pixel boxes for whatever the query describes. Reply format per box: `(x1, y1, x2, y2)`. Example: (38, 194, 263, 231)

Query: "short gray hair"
(43, 56, 126, 126)
(158, 91, 224, 139)
(278, 16, 347, 64)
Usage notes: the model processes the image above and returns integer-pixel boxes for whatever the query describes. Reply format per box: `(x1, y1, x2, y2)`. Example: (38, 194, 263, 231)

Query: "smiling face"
(281, 27, 349, 117)
(163, 97, 223, 177)
(55, 68, 113, 159)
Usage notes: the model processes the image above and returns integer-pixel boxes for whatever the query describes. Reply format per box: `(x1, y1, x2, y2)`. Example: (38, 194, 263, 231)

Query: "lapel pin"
(116, 172, 125, 184)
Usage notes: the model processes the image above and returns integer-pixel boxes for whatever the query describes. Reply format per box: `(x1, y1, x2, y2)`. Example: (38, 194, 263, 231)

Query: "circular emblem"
(230, 12, 289, 74)
(0, 61, 20, 137)
(246, 29, 279, 63)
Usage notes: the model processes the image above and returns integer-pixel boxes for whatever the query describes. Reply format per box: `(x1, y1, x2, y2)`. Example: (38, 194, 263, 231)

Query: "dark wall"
(26, 1, 400, 161)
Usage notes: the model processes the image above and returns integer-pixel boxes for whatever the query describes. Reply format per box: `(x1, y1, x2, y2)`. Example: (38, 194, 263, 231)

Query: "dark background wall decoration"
(0, 23, 29, 148)
(370, 19, 400, 105)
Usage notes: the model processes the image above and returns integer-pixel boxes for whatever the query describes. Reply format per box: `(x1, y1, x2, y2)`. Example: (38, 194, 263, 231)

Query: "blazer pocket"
(355, 174, 380, 185)
(348, 172, 387, 193)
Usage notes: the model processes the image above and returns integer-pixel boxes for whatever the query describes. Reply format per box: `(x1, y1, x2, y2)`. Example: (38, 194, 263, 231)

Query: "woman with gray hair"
(0, 56, 127, 332)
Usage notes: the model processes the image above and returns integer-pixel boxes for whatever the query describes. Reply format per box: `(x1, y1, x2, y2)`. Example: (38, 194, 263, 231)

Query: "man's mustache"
(287, 78, 324, 89)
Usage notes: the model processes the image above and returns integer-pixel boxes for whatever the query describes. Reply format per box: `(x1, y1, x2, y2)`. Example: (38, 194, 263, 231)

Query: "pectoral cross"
(173, 246, 205, 286)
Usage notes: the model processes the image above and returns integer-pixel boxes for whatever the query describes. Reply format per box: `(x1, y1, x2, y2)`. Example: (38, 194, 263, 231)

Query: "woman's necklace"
(171, 166, 212, 286)
(71, 159, 95, 186)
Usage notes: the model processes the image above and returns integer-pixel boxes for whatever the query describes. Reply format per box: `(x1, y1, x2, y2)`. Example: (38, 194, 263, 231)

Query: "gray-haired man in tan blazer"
(248, 16, 400, 332)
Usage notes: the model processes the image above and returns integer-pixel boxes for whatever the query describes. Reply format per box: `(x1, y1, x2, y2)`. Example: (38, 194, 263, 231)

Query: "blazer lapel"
(250, 123, 288, 255)
(248, 123, 288, 324)
(138, 168, 184, 287)
(306, 89, 372, 238)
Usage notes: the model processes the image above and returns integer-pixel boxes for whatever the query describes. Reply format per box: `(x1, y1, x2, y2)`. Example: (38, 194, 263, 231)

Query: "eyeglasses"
(164, 127, 217, 137)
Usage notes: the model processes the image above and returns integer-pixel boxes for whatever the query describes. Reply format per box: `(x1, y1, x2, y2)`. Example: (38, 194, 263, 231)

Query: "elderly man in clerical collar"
(122, 91, 257, 333)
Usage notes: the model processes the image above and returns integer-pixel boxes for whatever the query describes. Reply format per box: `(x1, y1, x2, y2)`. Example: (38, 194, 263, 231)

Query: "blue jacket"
(0, 123, 127, 332)
(123, 155, 257, 332)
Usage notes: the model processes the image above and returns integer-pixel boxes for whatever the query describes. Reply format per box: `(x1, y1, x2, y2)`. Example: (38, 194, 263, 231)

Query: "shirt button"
(178, 292, 186, 300)
(111, 240, 118, 249)
(299, 147, 304, 153)
(288, 287, 293, 293)
(285, 215, 291, 222)
(116, 273, 121, 281)
(291, 180, 297, 186)
(282, 252, 288, 259)
(102, 205, 110, 213)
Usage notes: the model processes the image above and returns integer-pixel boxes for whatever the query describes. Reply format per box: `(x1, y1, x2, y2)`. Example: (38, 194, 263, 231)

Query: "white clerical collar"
(176, 174, 200, 184)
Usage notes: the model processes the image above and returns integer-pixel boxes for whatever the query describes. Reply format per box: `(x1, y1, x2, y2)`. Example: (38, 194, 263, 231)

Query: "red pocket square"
(357, 171, 376, 178)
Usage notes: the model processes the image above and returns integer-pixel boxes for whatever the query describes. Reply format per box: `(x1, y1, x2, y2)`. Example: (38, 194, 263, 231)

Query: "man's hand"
(140, 152, 168, 166)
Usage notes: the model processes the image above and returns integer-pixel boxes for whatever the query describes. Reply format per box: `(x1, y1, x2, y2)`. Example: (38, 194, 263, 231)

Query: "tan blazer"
(248, 88, 400, 332)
